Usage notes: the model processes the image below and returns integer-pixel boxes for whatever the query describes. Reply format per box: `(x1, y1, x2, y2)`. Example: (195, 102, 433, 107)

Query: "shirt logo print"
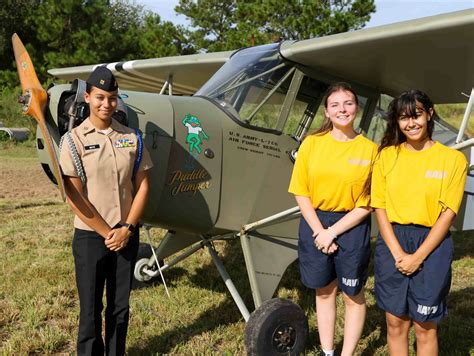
(348, 158, 370, 166)
(425, 170, 447, 179)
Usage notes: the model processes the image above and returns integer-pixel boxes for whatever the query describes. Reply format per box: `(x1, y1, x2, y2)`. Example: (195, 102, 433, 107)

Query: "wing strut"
(456, 88, 474, 144)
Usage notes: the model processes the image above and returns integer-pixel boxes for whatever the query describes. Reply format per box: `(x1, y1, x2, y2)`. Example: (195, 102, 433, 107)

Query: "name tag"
(85, 144, 100, 150)
(114, 138, 135, 148)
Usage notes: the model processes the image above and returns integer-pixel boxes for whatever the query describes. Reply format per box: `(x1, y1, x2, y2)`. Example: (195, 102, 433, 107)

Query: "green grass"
(0, 145, 473, 354)
(0, 87, 36, 133)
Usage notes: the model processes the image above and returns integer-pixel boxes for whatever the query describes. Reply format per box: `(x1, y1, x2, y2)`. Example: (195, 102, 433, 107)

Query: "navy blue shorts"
(298, 210, 371, 296)
(375, 224, 453, 323)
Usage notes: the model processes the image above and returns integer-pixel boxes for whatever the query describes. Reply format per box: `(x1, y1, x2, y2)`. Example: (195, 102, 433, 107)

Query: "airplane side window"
(282, 99, 310, 136)
(283, 76, 327, 139)
(367, 94, 391, 143)
(238, 67, 294, 130)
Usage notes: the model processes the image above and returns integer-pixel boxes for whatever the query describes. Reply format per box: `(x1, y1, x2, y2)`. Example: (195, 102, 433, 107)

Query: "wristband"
(328, 226, 338, 240)
(122, 223, 137, 233)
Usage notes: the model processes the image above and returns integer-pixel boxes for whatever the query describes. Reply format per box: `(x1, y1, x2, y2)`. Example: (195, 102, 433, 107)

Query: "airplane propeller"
(12, 33, 66, 201)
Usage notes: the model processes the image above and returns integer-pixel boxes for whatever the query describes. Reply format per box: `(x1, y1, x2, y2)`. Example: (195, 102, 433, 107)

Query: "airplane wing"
(48, 51, 233, 95)
(280, 9, 474, 103)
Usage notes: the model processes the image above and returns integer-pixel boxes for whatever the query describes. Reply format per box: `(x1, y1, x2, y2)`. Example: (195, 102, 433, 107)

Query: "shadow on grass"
(132, 266, 188, 290)
(187, 239, 255, 306)
(452, 230, 474, 260)
(439, 286, 474, 355)
(127, 298, 243, 354)
(0, 200, 61, 211)
(129, 232, 473, 354)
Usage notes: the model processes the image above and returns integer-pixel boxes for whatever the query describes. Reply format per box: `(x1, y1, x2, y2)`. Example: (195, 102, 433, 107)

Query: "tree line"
(0, 0, 375, 88)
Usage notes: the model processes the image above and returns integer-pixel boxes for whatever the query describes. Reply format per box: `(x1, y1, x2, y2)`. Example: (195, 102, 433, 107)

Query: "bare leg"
(316, 280, 338, 351)
(340, 288, 366, 356)
(386, 312, 410, 356)
(413, 320, 438, 356)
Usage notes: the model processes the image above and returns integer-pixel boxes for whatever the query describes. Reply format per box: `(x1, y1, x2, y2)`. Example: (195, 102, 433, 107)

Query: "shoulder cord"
(59, 128, 143, 185)
(59, 132, 87, 185)
(133, 128, 143, 180)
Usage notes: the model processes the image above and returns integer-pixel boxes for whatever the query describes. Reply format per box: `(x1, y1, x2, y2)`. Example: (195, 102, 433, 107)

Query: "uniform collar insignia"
(80, 118, 95, 135)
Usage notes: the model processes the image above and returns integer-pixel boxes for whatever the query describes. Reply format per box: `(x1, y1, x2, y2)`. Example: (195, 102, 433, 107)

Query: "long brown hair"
(362, 89, 437, 197)
(310, 82, 359, 136)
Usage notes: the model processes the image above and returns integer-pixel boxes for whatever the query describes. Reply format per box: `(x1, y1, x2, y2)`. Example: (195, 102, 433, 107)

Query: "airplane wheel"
(244, 298, 308, 355)
(132, 243, 163, 289)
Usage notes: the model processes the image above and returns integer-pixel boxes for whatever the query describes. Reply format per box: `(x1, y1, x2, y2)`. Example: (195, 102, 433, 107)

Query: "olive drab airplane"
(13, 9, 474, 355)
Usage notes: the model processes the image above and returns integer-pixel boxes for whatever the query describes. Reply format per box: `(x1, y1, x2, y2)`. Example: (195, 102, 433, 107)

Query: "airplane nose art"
(149, 96, 224, 234)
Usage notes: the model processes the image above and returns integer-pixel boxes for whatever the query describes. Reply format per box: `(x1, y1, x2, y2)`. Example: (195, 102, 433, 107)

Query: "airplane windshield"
(196, 43, 294, 130)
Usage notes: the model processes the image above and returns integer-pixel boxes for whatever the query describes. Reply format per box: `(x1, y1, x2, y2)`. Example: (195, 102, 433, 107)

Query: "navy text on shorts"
(375, 223, 453, 323)
(298, 209, 371, 295)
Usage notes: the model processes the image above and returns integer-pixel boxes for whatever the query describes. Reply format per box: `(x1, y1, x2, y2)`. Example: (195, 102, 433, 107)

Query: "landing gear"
(132, 243, 163, 289)
(244, 298, 308, 355)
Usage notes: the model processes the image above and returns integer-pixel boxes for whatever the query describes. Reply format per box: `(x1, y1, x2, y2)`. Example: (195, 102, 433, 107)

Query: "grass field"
(0, 144, 473, 355)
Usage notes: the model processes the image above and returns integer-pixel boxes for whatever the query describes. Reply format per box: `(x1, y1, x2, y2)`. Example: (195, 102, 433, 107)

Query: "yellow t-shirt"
(288, 132, 377, 211)
(371, 142, 467, 227)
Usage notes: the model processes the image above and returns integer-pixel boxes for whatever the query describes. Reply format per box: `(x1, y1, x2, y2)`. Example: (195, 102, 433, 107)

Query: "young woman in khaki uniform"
(59, 67, 153, 355)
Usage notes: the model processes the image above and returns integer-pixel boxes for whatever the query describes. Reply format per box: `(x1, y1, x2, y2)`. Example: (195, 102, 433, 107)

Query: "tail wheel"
(244, 298, 308, 355)
(132, 243, 163, 289)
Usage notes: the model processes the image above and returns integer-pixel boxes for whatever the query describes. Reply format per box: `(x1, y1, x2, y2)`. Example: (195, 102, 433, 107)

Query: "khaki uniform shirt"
(59, 118, 153, 231)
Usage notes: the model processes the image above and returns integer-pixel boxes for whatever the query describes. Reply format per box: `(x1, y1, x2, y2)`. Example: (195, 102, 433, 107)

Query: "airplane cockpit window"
(196, 43, 294, 130)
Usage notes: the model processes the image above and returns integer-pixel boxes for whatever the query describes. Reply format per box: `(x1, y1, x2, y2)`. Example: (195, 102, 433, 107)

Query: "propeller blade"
(12, 33, 44, 93)
(12, 33, 66, 201)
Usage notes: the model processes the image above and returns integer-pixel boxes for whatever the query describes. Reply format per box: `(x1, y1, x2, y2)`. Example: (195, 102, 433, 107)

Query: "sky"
(138, 0, 473, 28)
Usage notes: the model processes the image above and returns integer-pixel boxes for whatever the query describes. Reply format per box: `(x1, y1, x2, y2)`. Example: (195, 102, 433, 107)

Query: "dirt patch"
(0, 156, 60, 201)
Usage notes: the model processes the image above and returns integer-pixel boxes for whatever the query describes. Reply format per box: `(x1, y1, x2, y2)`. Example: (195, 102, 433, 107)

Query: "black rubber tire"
(132, 243, 163, 290)
(244, 298, 308, 355)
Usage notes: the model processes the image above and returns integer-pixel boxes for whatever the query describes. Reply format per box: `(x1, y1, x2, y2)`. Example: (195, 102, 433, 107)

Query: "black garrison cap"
(86, 66, 118, 92)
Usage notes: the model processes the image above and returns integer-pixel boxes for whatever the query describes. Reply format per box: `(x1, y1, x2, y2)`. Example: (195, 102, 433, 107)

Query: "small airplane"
(13, 9, 473, 354)
(0, 123, 29, 141)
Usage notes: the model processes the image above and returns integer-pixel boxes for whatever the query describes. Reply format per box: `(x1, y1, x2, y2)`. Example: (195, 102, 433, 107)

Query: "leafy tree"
(0, 0, 40, 87)
(0, 0, 193, 88)
(136, 13, 195, 59)
(176, 0, 376, 52)
(32, 0, 143, 73)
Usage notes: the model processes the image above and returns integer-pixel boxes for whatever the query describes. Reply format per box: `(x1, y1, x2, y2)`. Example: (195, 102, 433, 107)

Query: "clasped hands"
(394, 252, 423, 276)
(105, 226, 131, 251)
(313, 229, 338, 255)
